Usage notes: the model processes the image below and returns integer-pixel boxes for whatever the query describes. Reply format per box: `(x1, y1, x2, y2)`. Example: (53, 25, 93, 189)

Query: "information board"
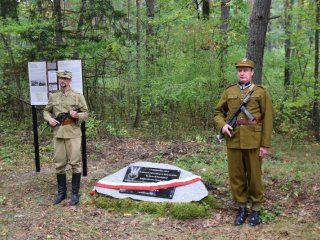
(28, 62, 48, 105)
(28, 60, 83, 105)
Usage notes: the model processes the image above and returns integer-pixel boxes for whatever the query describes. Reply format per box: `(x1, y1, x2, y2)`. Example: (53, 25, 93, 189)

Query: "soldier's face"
(237, 67, 254, 84)
(59, 77, 72, 90)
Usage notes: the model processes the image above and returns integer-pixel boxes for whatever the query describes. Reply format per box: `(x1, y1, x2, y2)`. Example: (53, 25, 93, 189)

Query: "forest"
(0, 1, 320, 239)
(0, 0, 319, 141)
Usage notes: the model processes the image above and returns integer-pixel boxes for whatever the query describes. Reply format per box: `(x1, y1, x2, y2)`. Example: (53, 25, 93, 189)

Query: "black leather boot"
(53, 174, 67, 205)
(234, 207, 248, 226)
(249, 210, 261, 226)
(70, 173, 81, 206)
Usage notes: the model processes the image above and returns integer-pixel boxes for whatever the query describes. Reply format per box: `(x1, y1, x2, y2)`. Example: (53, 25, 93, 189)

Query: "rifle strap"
(242, 83, 255, 99)
(247, 83, 255, 94)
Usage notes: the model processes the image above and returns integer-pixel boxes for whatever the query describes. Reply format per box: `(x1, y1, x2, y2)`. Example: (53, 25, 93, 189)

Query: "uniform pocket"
(52, 102, 60, 113)
(227, 95, 240, 113)
(254, 125, 262, 132)
(227, 95, 238, 100)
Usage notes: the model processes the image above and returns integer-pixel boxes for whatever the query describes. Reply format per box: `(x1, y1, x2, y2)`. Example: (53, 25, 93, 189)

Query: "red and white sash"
(93, 175, 202, 191)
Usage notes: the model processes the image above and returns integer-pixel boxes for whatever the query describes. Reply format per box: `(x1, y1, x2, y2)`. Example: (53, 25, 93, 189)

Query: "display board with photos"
(28, 60, 83, 105)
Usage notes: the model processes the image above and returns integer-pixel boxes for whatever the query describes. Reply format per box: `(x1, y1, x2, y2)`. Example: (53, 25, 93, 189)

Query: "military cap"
(57, 70, 72, 79)
(235, 58, 254, 68)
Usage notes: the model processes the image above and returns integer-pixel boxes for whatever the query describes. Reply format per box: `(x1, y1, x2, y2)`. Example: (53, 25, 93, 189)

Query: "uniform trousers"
(227, 148, 263, 208)
(53, 137, 82, 174)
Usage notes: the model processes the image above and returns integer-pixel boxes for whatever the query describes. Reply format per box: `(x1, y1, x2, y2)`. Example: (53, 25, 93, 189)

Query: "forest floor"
(0, 130, 320, 240)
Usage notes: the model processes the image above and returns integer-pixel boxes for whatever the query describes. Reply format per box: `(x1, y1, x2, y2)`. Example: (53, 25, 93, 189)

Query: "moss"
(92, 194, 218, 220)
(169, 203, 207, 219)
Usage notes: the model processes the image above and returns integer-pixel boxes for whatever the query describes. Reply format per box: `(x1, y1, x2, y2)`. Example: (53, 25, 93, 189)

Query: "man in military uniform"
(43, 70, 88, 206)
(213, 58, 273, 226)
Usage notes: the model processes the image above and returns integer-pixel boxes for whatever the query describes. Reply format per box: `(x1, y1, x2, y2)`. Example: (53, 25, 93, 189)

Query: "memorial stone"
(93, 161, 208, 203)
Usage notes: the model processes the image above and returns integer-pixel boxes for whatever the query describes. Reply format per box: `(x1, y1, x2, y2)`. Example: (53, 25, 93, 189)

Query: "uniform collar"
(60, 88, 72, 95)
(238, 82, 252, 90)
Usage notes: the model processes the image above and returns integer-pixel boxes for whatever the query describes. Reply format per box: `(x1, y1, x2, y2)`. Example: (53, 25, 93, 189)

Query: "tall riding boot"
(53, 174, 67, 205)
(70, 173, 81, 206)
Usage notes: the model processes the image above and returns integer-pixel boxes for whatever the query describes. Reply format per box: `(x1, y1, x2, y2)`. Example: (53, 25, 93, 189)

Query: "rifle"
(40, 110, 77, 135)
(216, 90, 255, 143)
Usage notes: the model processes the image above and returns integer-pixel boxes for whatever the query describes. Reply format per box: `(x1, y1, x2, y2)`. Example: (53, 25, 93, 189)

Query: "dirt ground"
(0, 135, 319, 240)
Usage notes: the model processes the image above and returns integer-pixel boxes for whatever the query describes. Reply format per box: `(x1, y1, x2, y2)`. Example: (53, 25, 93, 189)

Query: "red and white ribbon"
(94, 175, 202, 191)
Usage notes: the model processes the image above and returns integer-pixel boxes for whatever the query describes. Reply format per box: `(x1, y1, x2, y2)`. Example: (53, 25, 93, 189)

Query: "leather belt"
(61, 118, 76, 126)
(237, 118, 261, 125)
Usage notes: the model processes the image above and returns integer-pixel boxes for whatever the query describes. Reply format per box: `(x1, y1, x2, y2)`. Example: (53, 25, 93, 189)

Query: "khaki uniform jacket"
(43, 89, 89, 139)
(213, 84, 273, 149)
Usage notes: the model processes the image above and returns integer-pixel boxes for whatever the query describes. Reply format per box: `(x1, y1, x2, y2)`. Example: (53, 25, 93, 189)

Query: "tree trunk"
(219, 0, 230, 86)
(202, 0, 210, 19)
(284, 0, 293, 90)
(73, 0, 87, 59)
(312, 0, 320, 140)
(194, 0, 200, 19)
(53, 0, 63, 46)
(246, 0, 272, 84)
(146, 0, 155, 73)
(133, 0, 142, 128)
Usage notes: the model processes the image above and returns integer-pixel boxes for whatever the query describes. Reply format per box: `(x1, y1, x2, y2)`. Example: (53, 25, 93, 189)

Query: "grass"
(173, 150, 229, 187)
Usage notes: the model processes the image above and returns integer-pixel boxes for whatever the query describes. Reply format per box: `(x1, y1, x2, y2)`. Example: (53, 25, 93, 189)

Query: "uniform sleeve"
(260, 90, 273, 147)
(43, 94, 54, 121)
(77, 94, 89, 123)
(213, 90, 228, 132)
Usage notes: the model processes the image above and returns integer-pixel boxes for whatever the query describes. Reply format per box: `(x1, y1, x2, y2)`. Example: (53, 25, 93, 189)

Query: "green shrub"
(86, 112, 102, 139)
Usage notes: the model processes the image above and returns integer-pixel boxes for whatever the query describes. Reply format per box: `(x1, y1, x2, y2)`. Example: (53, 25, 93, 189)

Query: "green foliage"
(260, 208, 275, 223)
(0, 196, 6, 205)
(104, 123, 130, 138)
(86, 112, 102, 139)
(259, 204, 283, 223)
(93, 194, 218, 220)
(0, 0, 319, 141)
(274, 100, 312, 139)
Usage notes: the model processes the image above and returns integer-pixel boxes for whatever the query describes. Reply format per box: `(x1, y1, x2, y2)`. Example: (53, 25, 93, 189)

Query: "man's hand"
(48, 117, 60, 126)
(69, 110, 79, 118)
(259, 147, 269, 159)
(222, 124, 234, 138)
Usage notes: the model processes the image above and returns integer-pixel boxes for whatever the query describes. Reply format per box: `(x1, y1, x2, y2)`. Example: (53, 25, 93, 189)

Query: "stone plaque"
(119, 166, 181, 199)
(93, 161, 208, 203)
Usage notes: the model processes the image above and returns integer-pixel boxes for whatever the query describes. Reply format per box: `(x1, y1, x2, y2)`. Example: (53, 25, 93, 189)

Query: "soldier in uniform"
(43, 70, 88, 206)
(213, 58, 273, 226)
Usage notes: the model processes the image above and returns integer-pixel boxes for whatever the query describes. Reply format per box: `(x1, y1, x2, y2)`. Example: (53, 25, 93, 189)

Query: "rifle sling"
(239, 83, 255, 120)
(240, 105, 255, 121)
(230, 84, 255, 121)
